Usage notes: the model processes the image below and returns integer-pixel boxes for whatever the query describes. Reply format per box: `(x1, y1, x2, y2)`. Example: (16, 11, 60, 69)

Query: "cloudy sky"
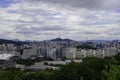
(0, 0, 120, 41)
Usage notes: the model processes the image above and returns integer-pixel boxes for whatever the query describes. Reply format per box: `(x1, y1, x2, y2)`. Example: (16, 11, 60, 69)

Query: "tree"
(114, 53, 120, 65)
(102, 65, 120, 80)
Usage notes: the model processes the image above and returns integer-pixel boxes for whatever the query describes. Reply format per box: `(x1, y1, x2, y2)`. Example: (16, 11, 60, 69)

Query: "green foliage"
(16, 59, 37, 66)
(16, 57, 43, 66)
(0, 53, 120, 80)
(54, 56, 120, 80)
(102, 65, 120, 80)
(114, 53, 120, 65)
(48, 63, 64, 67)
(0, 68, 25, 80)
(55, 62, 79, 80)
(44, 62, 48, 65)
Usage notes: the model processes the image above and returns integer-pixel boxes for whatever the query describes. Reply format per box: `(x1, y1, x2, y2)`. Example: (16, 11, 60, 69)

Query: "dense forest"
(0, 53, 120, 80)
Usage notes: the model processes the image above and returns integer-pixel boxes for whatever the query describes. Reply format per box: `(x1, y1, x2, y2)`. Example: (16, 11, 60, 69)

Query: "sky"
(0, 0, 120, 41)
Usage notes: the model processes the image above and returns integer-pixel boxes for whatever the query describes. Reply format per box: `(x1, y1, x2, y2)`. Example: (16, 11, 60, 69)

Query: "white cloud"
(0, 0, 120, 40)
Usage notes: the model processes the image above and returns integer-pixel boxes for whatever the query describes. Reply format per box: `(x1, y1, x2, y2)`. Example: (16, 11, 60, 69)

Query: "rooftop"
(0, 54, 14, 60)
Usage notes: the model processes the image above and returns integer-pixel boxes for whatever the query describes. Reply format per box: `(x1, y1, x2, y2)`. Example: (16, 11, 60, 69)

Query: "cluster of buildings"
(14, 40, 120, 60)
(65, 47, 118, 59)
(0, 40, 120, 61)
(0, 44, 15, 54)
(0, 39, 119, 69)
(0, 44, 17, 69)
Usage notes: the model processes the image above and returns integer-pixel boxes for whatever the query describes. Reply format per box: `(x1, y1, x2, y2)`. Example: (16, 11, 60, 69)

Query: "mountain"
(0, 39, 14, 43)
(24, 40, 32, 42)
(12, 39, 21, 42)
(81, 40, 111, 43)
(0, 39, 30, 45)
(50, 38, 73, 42)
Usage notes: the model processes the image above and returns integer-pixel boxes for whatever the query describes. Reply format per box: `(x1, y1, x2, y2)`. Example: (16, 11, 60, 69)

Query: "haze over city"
(0, 0, 120, 41)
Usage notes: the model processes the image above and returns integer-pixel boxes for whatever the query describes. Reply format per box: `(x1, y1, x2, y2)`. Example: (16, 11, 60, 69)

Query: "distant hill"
(0, 39, 14, 43)
(24, 40, 32, 42)
(0, 39, 30, 45)
(12, 39, 21, 42)
(50, 38, 73, 42)
(81, 40, 111, 43)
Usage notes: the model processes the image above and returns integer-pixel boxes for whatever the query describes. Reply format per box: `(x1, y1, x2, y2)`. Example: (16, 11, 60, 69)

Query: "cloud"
(24, 0, 120, 10)
(0, 0, 120, 40)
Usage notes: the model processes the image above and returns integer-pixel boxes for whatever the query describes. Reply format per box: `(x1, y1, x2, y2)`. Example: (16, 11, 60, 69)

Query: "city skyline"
(0, 0, 120, 41)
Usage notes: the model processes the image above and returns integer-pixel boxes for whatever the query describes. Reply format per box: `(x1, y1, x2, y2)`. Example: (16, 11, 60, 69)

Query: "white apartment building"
(64, 47, 118, 59)
(76, 49, 85, 59)
(47, 48, 57, 60)
(18, 48, 38, 59)
(96, 49, 105, 58)
(65, 47, 76, 59)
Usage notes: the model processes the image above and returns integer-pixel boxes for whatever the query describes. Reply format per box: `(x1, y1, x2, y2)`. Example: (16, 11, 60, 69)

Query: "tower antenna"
(59, 34, 61, 38)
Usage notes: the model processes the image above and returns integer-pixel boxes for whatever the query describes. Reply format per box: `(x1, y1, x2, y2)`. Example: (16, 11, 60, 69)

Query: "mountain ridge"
(50, 38, 74, 42)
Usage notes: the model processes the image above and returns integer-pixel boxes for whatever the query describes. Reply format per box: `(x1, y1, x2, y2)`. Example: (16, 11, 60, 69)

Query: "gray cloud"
(0, 0, 120, 40)
(25, 0, 120, 10)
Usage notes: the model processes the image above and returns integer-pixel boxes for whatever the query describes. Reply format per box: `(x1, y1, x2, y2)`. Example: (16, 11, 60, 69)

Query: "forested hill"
(0, 39, 29, 45)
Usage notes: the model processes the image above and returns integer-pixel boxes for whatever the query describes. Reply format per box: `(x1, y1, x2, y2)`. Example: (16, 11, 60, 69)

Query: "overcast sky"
(0, 0, 120, 41)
